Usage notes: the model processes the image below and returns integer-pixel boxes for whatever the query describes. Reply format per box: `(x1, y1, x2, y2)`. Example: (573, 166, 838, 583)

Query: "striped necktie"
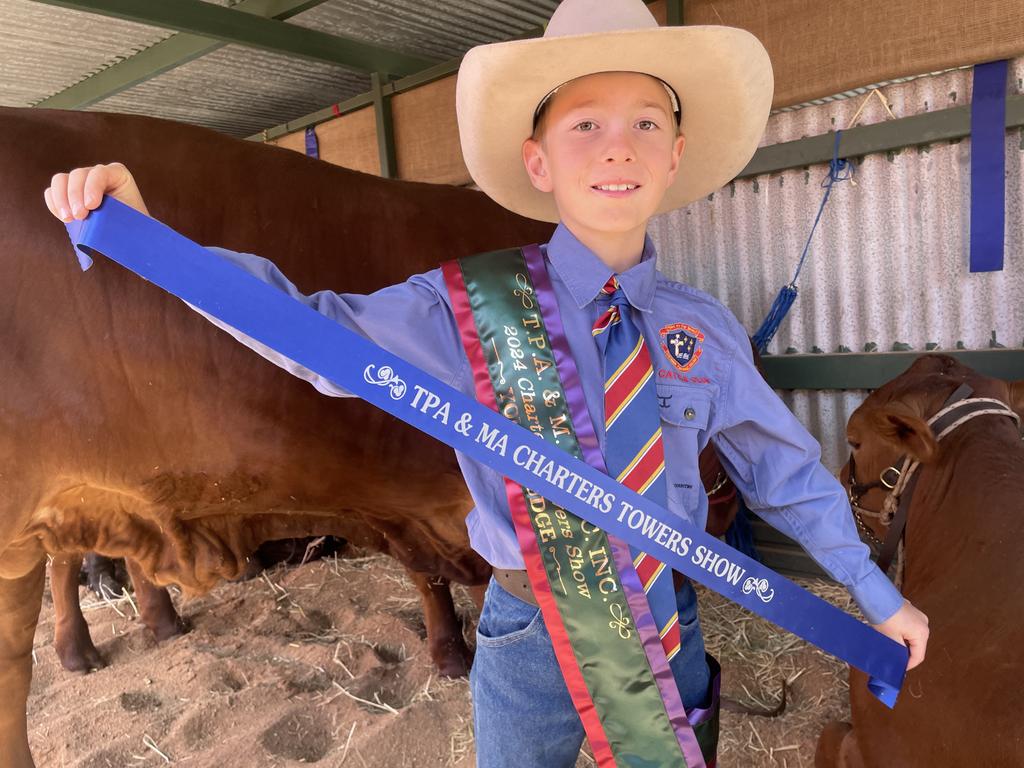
(592, 275, 681, 662)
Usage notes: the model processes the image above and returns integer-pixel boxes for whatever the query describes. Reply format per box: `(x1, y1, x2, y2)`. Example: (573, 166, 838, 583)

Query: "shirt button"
(684, 407, 696, 421)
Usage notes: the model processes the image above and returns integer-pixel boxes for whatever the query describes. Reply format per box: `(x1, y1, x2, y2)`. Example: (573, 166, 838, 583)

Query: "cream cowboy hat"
(456, 0, 774, 223)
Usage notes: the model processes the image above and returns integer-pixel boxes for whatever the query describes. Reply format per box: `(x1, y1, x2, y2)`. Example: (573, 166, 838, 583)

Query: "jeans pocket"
(475, 579, 544, 649)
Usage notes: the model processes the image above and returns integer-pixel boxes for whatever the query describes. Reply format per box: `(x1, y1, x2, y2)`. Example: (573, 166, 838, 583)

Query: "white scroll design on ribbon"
(742, 576, 775, 603)
(363, 364, 407, 400)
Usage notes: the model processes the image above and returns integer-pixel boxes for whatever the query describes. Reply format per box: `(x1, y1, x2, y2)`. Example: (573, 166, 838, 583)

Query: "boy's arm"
(707, 312, 903, 625)
(708, 317, 929, 668)
(192, 246, 466, 398)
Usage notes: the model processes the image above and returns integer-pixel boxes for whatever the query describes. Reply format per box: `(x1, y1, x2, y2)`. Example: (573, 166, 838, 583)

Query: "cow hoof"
(435, 654, 470, 679)
(815, 721, 853, 768)
(56, 640, 107, 674)
(431, 638, 473, 678)
(150, 615, 190, 643)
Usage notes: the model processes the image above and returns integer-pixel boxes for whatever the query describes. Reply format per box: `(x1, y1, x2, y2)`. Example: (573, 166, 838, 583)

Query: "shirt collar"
(544, 222, 659, 313)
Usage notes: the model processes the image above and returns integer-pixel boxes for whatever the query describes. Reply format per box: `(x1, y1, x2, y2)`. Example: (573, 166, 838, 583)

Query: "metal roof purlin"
(740, 93, 1024, 178)
(34, 0, 333, 110)
(667, 0, 683, 27)
(28, 0, 438, 77)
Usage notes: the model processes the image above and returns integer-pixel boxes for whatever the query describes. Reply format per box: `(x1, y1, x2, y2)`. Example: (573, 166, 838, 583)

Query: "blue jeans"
(470, 575, 711, 768)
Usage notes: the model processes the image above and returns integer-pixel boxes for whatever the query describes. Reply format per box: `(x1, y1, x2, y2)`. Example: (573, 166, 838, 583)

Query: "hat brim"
(456, 26, 774, 223)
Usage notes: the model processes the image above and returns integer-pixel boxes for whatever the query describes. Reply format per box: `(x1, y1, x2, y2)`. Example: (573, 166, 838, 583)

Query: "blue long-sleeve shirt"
(199, 221, 904, 625)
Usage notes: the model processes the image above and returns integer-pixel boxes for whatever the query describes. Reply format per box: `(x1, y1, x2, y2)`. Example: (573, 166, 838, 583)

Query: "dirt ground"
(26, 549, 853, 767)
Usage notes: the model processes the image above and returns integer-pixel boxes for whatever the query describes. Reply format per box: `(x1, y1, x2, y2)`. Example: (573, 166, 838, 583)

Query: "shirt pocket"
(656, 383, 713, 514)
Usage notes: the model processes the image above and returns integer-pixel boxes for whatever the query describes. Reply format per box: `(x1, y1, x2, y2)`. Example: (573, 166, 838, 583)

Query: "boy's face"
(522, 71, 686, 239)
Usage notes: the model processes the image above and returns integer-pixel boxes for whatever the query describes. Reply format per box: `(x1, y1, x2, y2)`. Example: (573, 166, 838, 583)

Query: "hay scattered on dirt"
(704, 577, 855, 767)
(28, 552, 852, 767)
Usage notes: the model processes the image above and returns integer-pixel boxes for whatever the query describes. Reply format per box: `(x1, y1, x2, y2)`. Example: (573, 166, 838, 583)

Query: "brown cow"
(815, 354, 1024, 767)
(1, 105, 555, 767)
(54, 453, 739, 675)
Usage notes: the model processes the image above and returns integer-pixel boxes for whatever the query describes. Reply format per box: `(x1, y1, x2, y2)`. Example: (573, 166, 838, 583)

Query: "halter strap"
(847, 382, 1021, 575)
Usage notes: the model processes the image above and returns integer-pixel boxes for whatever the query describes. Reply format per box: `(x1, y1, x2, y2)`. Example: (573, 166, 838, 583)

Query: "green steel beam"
(666, 0, 684, 26)
(35, 0, 330, 110)
(29, 0, 436, 77)
(389, 55, 463, 94)
(253, 91, 374, 142)
(249, 58, 472, 141)
(748, 518, 829, 579)
(740, 93, 1024, 179)
(253, 57, 460, 141)
(372, 72, 397, 179)
(761, 349, 1024, 391)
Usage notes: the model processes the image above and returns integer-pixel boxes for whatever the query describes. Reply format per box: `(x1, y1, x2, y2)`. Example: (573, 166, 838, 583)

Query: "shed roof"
(0, 0, 558, 138)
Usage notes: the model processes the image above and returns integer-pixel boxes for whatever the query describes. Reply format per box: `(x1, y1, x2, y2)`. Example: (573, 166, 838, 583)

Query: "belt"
(493, 567, 537, 606)
(492, 567, 690, 609)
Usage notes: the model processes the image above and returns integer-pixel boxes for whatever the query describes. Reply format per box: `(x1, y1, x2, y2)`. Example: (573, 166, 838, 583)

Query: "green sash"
(443, 247, 719, 768)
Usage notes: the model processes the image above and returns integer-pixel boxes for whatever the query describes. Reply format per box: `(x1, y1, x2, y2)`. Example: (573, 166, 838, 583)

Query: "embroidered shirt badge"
(659, 323, 704, 373)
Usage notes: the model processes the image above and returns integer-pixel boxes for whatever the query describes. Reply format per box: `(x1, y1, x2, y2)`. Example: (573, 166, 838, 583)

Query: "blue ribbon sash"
(64, 198, 908, 706)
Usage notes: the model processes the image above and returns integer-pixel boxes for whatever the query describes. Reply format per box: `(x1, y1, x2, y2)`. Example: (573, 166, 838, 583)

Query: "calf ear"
(868, 405, 938, 463)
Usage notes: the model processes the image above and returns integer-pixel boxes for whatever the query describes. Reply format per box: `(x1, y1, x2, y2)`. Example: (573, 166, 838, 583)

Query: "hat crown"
(545, 0, 658, 38)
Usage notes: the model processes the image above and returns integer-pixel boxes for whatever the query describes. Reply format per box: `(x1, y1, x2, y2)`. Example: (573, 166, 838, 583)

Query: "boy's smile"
(522, 71, 686, 272)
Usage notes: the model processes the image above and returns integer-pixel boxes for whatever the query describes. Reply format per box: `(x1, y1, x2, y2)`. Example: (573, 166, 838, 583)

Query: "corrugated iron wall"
(650, 57, 1024, 472)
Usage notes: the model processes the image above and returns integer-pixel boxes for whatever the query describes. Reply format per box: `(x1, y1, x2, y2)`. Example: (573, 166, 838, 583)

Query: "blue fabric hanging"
(969, 60, 1009, 273)
(304, 126, 320, 160)
(752, 130, 854, 354)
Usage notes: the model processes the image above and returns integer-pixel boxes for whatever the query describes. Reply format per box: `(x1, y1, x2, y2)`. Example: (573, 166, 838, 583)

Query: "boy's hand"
(873, 599, 929, 671)
(44, 162, 149, 223)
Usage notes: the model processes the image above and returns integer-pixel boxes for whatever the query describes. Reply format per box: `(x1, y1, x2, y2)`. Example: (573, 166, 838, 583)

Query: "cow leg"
(124, 559, 188, 642)
(50, 553, 105, 673)
(409, 571, 471, 678)
(816, 722, 866, 768)
(467, 583, 487, 613)
(0, 560, 46, 768)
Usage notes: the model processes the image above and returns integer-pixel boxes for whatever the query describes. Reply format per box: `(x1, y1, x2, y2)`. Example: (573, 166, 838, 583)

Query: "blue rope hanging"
(752, 130, 855, 354)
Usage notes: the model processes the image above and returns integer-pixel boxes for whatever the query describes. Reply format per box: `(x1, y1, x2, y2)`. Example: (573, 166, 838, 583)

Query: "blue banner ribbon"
(64, 198, 908, 706)
(969, 59, 1008, 273)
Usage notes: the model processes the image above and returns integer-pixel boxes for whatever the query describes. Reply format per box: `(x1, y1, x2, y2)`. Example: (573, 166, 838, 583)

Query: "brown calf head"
(842, 354, 1020, 542)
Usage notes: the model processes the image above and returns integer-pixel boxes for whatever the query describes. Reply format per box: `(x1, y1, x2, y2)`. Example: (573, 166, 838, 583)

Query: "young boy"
(46, 1, 929, 765)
